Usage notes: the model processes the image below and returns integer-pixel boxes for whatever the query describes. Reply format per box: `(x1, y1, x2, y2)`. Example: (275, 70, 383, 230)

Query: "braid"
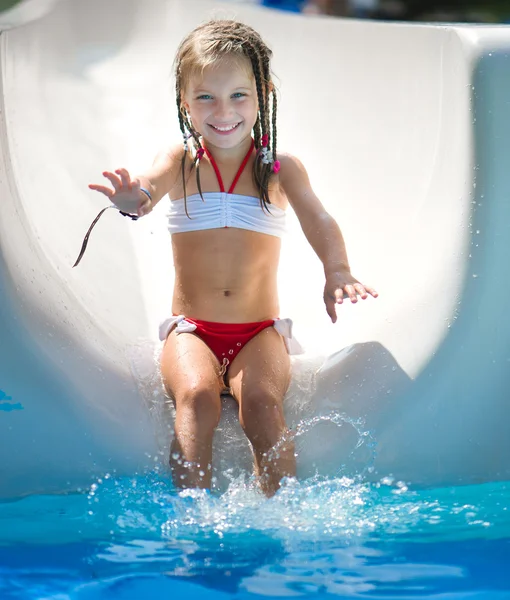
(272, 90, 278, 172)
(242, 43, 272, 209)
(259, 52, 275, 210)
(175, 69, 206, 217)
(176, 73, 190, 211)
(175, 75, 191, 219)
(253, 116, 262, 150)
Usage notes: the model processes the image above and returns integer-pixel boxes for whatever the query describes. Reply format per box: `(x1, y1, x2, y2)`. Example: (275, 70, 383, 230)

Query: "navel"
(223, 290, 231, 297)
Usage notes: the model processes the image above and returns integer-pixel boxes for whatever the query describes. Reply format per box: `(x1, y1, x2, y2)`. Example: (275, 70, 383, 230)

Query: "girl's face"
(182, 56, 258, 150)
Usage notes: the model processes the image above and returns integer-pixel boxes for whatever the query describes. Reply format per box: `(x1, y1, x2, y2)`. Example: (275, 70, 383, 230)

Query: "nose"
(213, 99, 234, 121)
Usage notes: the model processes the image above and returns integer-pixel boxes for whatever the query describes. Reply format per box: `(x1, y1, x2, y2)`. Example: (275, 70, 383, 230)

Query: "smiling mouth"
(208, 122, 241, 133)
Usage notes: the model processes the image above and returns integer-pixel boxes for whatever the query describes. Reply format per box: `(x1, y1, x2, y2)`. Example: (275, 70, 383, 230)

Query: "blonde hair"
(174, 20, 278, 213)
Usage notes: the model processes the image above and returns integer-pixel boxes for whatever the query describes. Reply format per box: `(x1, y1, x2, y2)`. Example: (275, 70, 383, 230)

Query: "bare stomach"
(170, 228, 281, 323)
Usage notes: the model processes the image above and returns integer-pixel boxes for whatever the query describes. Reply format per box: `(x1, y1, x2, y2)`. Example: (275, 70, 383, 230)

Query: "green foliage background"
(0, 0, 21, 12)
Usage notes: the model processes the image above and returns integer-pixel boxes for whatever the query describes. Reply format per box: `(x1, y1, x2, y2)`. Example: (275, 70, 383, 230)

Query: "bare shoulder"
(144, 142, 187, 198)
(276, 152, 314, 205)
(277, 152, 309, 180)
(275, 151, 328, 222)
(152, 143, 185, 171)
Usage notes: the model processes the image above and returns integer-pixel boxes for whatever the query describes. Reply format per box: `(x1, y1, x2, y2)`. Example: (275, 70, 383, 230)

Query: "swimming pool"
(1, 458, 509, 598)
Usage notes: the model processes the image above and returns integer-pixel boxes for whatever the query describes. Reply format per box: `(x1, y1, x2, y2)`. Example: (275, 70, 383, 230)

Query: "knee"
(175, 384, 222, 431)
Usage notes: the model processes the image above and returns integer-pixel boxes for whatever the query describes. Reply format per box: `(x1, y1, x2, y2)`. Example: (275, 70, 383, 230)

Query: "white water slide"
(1, 0, 509, 499)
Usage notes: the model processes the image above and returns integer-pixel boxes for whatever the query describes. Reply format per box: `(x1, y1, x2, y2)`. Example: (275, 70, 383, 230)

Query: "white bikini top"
(167, 139, 287, 238)
(167, 192, 287, 238)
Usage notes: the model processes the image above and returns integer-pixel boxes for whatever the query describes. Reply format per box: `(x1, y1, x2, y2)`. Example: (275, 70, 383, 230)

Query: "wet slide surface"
(1, 0, 510, 498)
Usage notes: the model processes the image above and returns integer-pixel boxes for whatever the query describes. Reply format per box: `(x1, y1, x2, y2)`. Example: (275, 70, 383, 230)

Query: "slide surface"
(1, 0, 509, 498)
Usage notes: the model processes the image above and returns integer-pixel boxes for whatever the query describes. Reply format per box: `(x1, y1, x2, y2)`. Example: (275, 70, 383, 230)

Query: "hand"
(88, 168, 152, 217)
(324, 268, 378, 323)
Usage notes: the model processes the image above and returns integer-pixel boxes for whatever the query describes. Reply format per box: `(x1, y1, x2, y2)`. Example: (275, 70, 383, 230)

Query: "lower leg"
(253, 432, 296, 497)
(170, 394, 220, 490)
(240, 402, 296, 496)
(170, 419, 214, 489)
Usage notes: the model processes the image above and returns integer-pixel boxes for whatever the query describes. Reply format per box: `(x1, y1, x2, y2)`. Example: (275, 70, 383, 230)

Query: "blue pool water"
(1, 472, 509, 599)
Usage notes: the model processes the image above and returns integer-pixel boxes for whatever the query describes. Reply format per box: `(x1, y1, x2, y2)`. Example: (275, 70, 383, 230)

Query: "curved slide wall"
(0, 0, 509, 498)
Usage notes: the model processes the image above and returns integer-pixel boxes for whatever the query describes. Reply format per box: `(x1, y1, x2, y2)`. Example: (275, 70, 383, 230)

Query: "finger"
(115, 168, 132, 190)
(353, 283, 368, 300)
(131, 178, 141, 192)
(333, 288, 344, 304)
(344, 285, 358, 303)
(102, 171, 121, 191)
(88, 184, 114, 198)
(362, 285, 378, 298)
(324, 295, 337, 323)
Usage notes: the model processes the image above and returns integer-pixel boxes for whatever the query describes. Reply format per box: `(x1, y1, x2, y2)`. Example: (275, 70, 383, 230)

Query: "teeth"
(212, 123, 239, 132)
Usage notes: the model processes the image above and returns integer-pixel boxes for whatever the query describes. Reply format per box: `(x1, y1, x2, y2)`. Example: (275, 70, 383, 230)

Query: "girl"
(88, 20, 377, 497)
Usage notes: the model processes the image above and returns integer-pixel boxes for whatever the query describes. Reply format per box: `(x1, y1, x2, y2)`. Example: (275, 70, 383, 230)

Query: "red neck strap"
(203, 139, 255, 194)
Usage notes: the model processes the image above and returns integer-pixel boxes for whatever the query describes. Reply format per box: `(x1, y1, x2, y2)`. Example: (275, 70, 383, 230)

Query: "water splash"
(1, 472, 508, 549)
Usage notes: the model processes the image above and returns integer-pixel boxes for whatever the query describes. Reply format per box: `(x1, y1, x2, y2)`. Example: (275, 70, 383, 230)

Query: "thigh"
(227, 325, 291, 404)
(160, 331, 225, 401)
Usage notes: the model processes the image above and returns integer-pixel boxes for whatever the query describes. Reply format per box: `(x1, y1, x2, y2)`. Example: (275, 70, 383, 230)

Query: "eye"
(196, 94, 212, 100)
(232, 92, 247, 99)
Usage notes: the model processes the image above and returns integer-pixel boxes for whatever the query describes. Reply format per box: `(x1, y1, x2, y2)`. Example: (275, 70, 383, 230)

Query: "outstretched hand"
(324, 268, 378, 323)
(88, 168, 152, 217)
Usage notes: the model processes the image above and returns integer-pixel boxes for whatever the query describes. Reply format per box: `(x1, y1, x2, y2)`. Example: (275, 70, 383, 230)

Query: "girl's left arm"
(278, 153, 378, 323)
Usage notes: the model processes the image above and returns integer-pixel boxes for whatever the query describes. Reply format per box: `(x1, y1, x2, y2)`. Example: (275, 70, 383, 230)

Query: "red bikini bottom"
(158, 314, 302, 374)
(184, 317, 275, 369)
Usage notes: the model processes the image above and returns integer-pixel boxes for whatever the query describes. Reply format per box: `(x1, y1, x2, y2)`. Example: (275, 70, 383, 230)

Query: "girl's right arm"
(88, 144, 184, 217)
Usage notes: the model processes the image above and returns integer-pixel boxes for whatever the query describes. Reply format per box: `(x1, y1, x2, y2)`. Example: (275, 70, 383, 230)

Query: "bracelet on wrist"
(139, 187, 152, 202)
